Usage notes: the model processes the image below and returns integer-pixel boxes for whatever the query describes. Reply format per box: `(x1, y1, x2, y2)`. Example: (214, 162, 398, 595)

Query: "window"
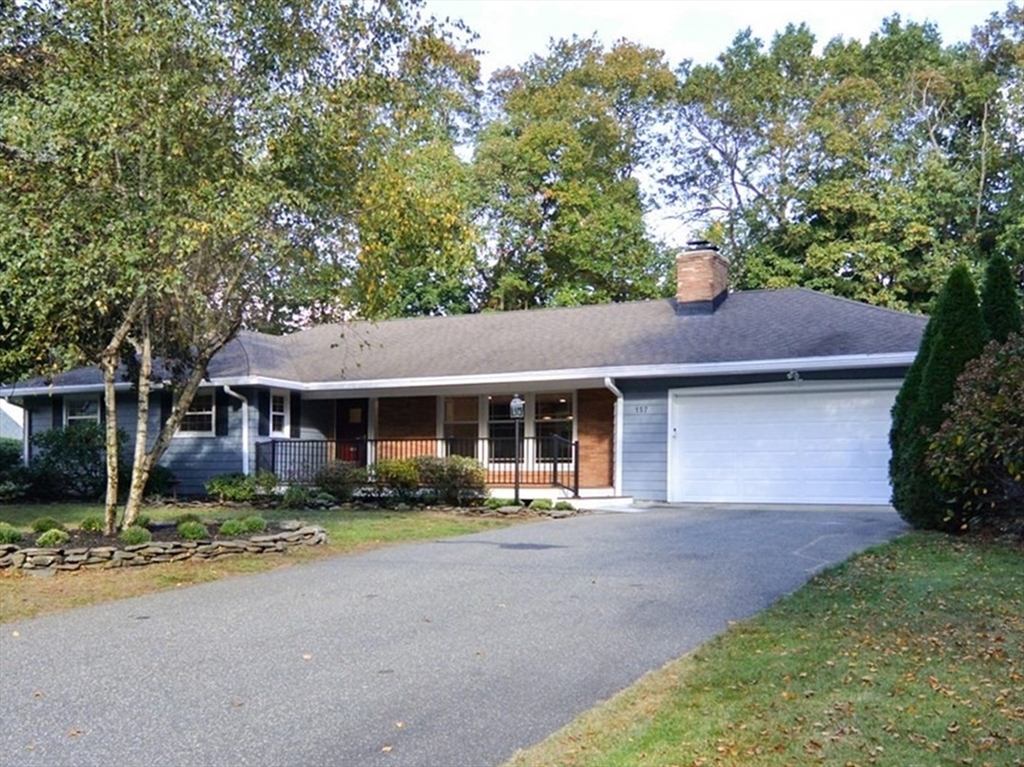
(271, 392, 289, 436)
(444, 397, 478, 458)
(535, 393, 573, 461)
(180, 393, 215, 434)
(488, 395, 523, 461)
(65, 396, 100, 426)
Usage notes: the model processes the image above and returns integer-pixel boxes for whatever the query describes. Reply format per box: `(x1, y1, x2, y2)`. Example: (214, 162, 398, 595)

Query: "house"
(0, 400, 23, 441)
(1, 245, 926, 506)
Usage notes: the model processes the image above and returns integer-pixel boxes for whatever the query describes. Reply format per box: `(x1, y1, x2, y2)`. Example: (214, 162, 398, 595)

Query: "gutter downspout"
(223, 386, 250, 476)
(603, 377, 624, 497)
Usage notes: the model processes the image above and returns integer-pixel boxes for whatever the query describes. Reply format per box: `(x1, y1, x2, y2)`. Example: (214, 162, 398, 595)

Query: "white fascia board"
(2, 352, 916, 398)
(267, 351, 916, 392)
(0, 382, 135, 397)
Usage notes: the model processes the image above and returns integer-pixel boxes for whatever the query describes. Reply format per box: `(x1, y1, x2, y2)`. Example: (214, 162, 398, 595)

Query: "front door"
(335, 398, 369, 465)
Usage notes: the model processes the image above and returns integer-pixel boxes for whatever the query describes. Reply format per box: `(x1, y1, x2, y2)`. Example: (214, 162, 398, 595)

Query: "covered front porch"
(255, 388, 616, 497)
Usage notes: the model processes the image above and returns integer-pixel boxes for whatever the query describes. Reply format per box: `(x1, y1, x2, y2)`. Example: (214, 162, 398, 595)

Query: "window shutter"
(99, 393, 107, 425)
(290, 393, 302, 439)
(215, 388, 229, 436)
(52, 396, 64, 429)
(160, 392, 173, 427)
(257, 390, 270, 437)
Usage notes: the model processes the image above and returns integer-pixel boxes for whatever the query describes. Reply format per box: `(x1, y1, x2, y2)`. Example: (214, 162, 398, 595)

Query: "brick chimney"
(676, 241, 729, 314)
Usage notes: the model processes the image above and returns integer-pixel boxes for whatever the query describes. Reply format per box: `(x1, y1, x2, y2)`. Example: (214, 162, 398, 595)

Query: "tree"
(980, 252, 1024, 342)
(474, 36, 677, 310)
(0, 0, 479, 531)
(668, 10, 1024, 311)
(891, 264, 986, 530)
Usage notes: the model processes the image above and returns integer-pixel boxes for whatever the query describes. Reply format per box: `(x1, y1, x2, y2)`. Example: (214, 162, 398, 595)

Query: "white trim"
(604, 377, 624, 497)
(174, 391, 216, 437)
(0, 352, 916, 399)
(269, 389, 290, 437)
(666, 379, 903, 505)
(64, 394, 101, 426)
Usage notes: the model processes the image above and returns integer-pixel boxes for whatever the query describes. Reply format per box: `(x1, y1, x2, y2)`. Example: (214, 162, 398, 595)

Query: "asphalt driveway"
(0, 507, 905, 767)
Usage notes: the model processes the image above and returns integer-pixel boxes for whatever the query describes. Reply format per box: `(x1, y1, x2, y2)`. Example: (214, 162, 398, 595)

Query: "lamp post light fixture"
(510, 393, 525, 504)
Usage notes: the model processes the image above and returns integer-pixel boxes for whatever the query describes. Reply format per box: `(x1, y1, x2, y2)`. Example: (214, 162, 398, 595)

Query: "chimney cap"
(685, 239, 718, 252)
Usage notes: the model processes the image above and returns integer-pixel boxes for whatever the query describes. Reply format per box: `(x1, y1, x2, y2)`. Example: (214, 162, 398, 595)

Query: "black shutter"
(290, 393, 302, 439)
(160, 391, 173, 426)
(51, 395, 64, 429)
(215, 388, 229, 436)
(257, 390, 270, 437)
(99, 392, 107, 425)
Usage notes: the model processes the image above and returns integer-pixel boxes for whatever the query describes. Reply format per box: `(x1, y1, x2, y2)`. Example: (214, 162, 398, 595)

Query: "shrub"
(928, 334, 1024, 528)
(177, 520, 210, 540)
(281, 485, 311, 510)
(891, 265, 986, 530)
(205, 473, 256, 503)
(35, 528, 69, 548)
(0, 439, 30, 502)
(241, 515, 267, 533)
(30, 422, 124, 500)
(0, 522, 23, 544)
(314, 461, 366, 502)
(413, 455, 486, 506)
(133, 514, 151, 529)
(254, 470, 279, 495)
(980, 252, 1023, 344)
(31, 517, 64, 534)
(176, 512, 202, 525)
(144, 465, 177, 498)
(374, 459, 420, 503)
(529, 498, 553, 511)
(555, 501, 575, 511)
(218, 518, 248, 537)
(485, 497, 511, 509)
(119, 526, 152, 546)
(79, 516, 104, 533)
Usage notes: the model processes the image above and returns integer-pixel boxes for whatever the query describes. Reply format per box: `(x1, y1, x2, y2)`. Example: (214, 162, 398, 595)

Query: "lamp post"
(510, 393, 525, 505)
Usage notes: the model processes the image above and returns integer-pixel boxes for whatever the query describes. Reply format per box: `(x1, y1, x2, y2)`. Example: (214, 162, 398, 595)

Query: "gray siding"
(299, 400, 331, 440)
(620, 389, 669, 501)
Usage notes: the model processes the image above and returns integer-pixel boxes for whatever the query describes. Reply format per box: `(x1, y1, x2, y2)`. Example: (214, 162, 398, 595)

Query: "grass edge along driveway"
(0, 504, 524, 623)
(505, 533, 1024, 767)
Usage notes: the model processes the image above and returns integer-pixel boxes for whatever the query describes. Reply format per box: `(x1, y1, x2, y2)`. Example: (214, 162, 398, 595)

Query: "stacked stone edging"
(0, 525, 327, 572)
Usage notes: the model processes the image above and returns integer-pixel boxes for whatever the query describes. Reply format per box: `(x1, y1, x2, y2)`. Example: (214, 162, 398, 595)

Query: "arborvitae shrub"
(893, 264, 986, 530)
(980, 252, 1023, 343)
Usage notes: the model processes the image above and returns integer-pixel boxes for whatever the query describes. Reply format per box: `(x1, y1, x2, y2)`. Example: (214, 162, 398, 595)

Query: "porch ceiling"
(299, 377, 610, 400)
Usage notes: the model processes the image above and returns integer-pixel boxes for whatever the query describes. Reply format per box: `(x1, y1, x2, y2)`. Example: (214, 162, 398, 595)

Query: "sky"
(421, 0, 1008, 245)
(424, 0, 1008, 79)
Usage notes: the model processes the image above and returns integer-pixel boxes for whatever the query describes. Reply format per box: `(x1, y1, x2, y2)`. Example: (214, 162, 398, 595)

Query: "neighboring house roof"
(1, 287, 927, 397)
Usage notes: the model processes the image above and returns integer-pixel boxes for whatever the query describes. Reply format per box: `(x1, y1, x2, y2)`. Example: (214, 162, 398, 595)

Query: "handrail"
(255, 436, 580, 496)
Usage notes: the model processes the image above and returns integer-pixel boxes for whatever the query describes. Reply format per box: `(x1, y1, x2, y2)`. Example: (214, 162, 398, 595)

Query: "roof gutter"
(222, 386, 250, 476)
(0, 352, 918, 398)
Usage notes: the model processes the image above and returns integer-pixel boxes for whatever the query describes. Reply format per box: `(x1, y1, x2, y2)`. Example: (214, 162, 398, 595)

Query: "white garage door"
(668, 383, 899, 505)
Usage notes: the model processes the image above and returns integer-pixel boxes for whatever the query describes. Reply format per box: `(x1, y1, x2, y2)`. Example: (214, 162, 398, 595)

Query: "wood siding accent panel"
(620, 389, 669, 501)
(377, 397, 436, 440)
(576, 388, 614, 488)
(376, 397, 438, 462)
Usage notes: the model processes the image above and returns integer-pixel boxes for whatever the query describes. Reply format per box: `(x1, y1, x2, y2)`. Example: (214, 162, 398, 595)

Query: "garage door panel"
(669, 386, 898, 505)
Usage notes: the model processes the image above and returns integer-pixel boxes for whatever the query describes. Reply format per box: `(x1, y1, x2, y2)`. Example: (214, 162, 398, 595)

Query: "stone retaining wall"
(0, 526, 327, 572)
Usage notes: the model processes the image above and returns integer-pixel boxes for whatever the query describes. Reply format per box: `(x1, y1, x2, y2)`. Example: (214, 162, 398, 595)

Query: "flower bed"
(0, 525, 327, 572)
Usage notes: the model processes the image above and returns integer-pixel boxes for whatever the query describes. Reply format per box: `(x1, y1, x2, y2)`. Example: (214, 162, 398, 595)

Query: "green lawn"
(506, 533, 1024, 767)
(0, 501, 522, 622)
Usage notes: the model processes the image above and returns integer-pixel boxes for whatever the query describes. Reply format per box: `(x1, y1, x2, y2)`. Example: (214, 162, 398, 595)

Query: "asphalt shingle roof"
(6, 289, 928, 392)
